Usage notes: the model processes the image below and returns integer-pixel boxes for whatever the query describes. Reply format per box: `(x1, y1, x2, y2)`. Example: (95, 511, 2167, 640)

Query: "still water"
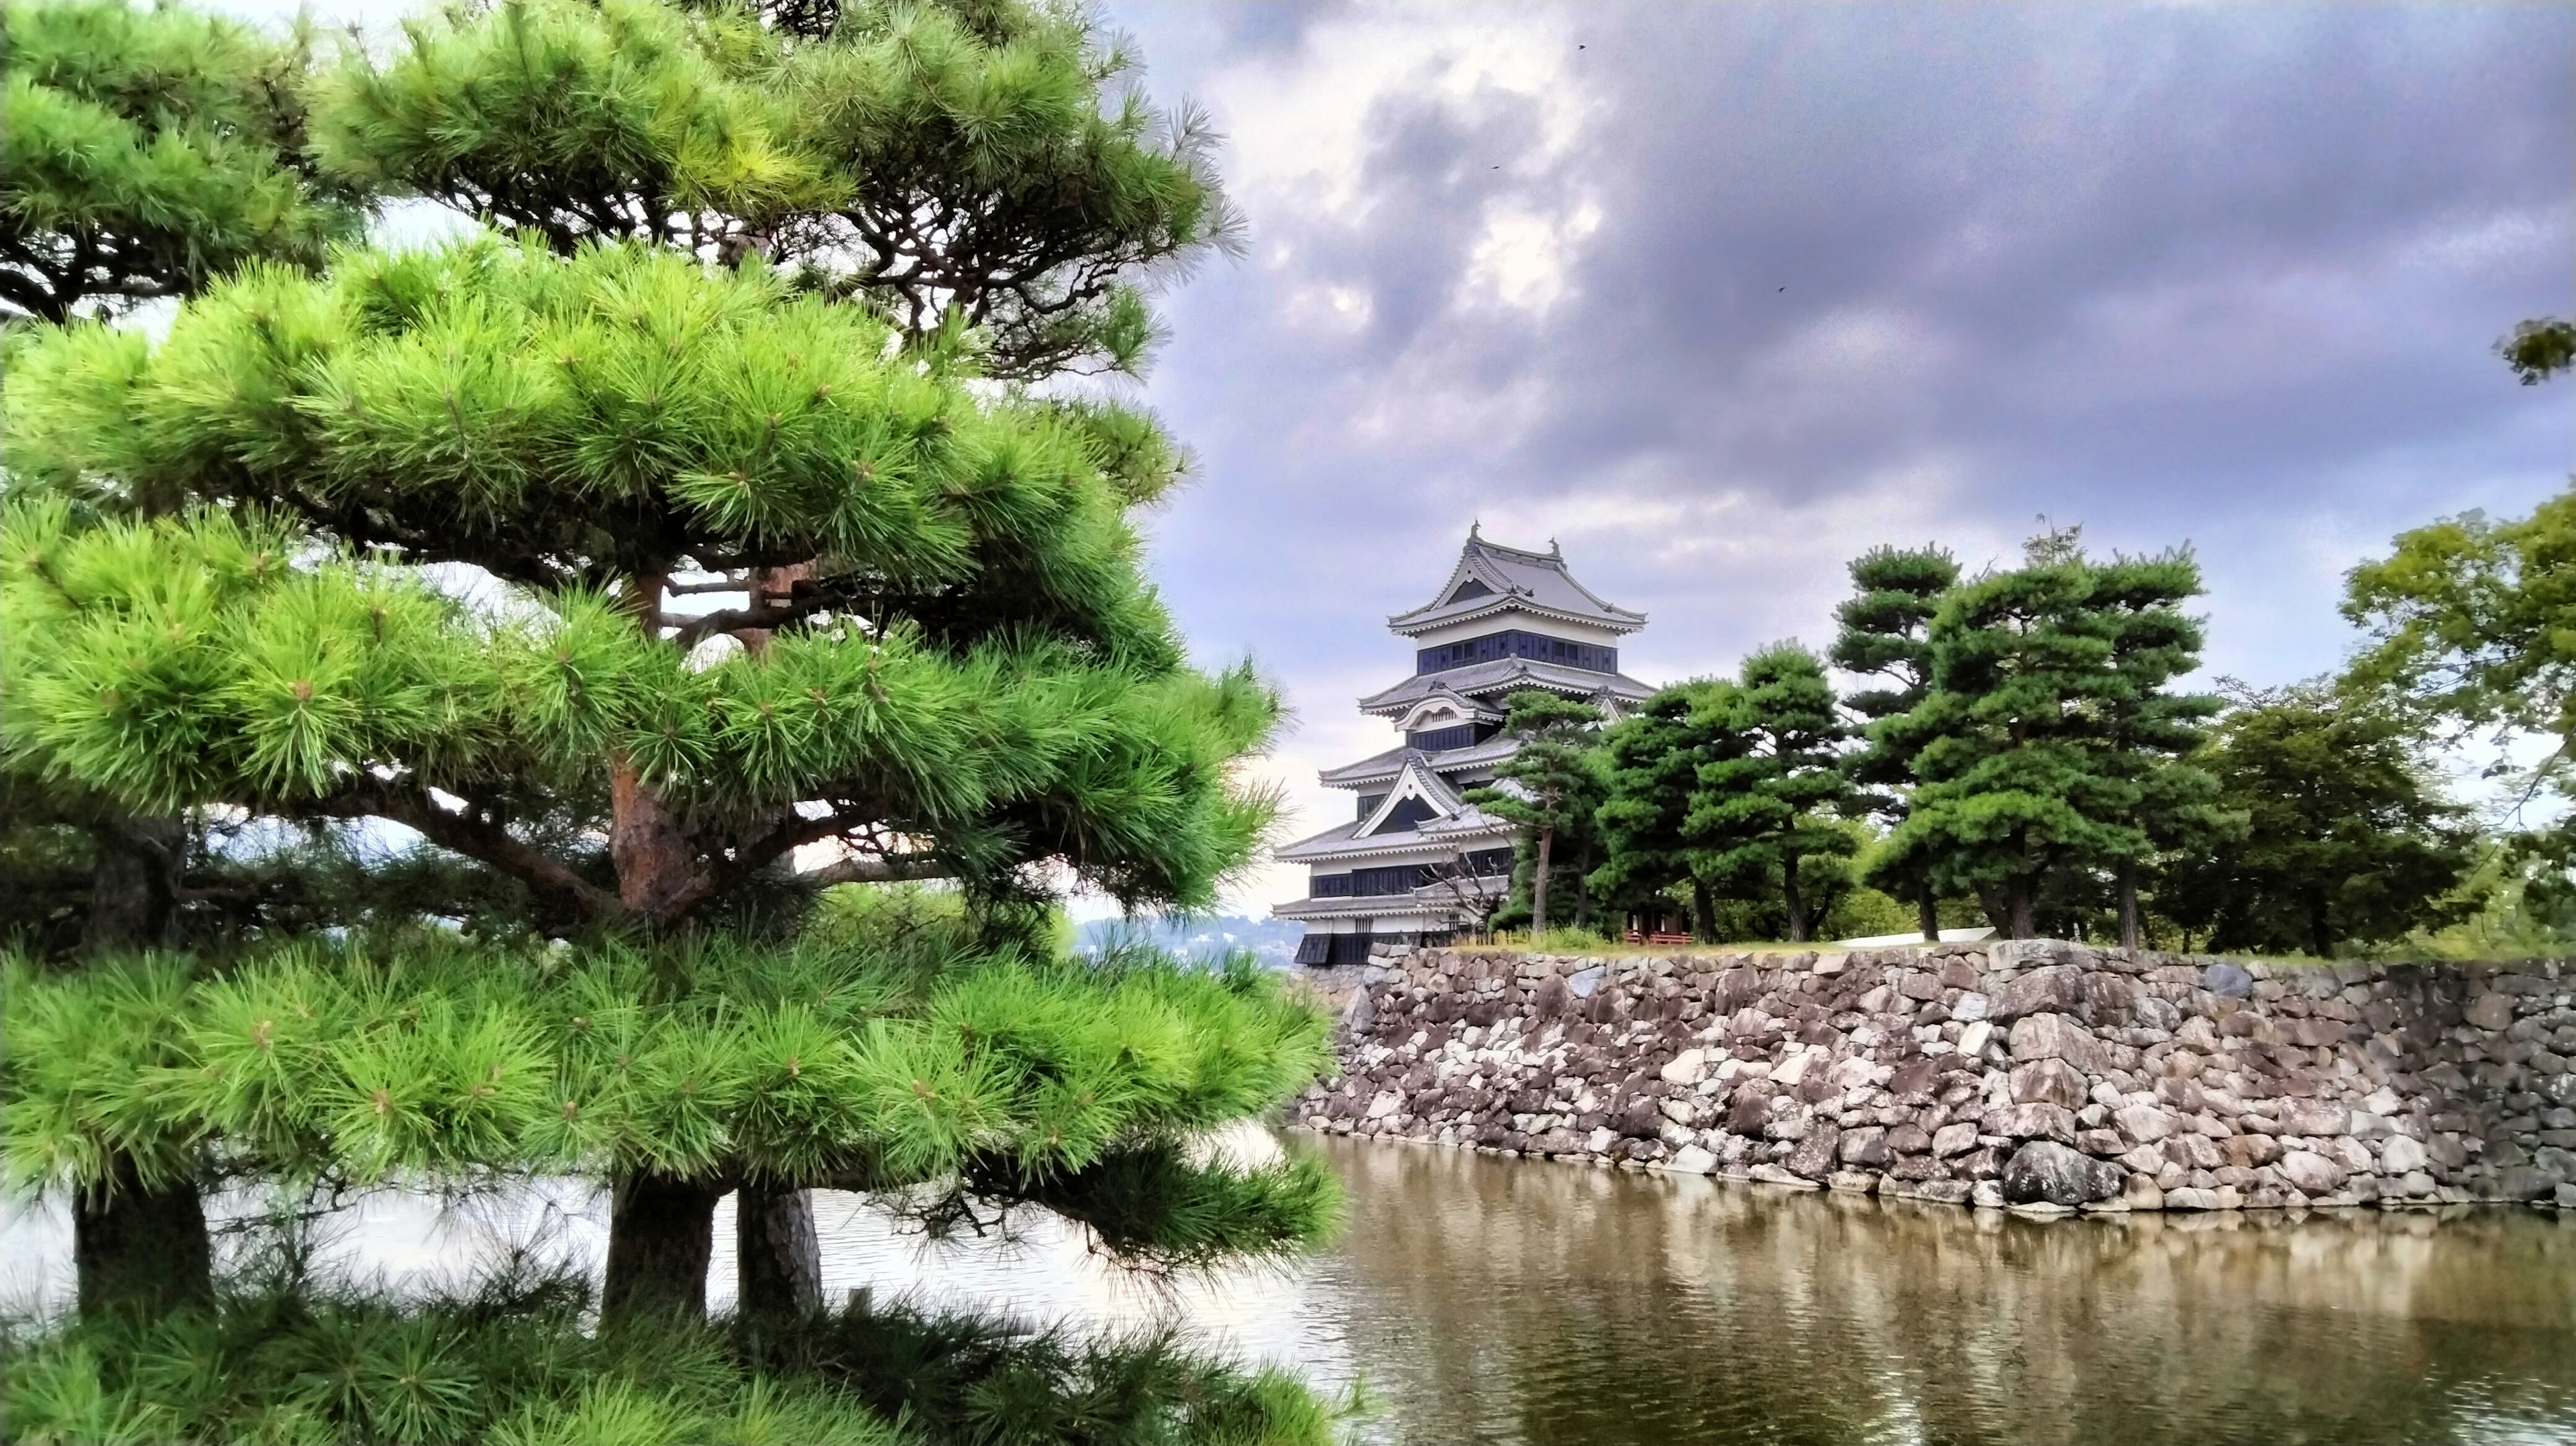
(8, 1133, 2576, 1445)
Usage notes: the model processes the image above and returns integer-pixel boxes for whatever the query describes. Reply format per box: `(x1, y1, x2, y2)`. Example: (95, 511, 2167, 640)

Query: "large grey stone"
(1786, 1124, 1841, 1180)
(1568, 965, 1607, 999)
(2008, 1012, 2100, 1070)
(2465, 993, 2516, 1031)
(2000, 1142, 2126, 1207)
(2278, 1150, 2346, 1195)
(2115, 1104, 2178, 1144)
(2009, 1058, 2088, 1108)
(2201, 962, 2253, 999)
(1664, 1144, 1717, 1174)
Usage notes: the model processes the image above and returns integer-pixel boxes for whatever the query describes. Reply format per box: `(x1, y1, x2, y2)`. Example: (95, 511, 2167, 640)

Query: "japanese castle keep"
(1277, 529, 1656, 965)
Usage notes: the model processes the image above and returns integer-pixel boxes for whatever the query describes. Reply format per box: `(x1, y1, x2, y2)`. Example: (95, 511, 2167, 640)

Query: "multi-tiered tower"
(1277, 528, 1655, 964)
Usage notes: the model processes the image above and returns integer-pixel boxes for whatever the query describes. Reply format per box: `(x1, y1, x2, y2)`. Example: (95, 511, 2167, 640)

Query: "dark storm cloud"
(1100, 1, 2571, 903)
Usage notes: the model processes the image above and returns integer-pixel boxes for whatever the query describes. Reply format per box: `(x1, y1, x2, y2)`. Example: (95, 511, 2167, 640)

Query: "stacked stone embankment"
(1291, 940, 2576, 1213)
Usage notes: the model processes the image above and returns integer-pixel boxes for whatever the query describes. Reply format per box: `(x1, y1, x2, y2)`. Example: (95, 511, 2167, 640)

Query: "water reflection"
(7, 1135, 2575, 1445)
(1320, 1137, 2576, 1446)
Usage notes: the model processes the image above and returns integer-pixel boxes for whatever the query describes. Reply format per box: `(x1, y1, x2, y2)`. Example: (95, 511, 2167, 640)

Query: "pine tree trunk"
(84, 815, 186, 952)
(603, 1172, 722, 1324)
(2308, 891, 2334, 959)
(1782, 856, 1808, 944)
(1690, 877, 1715, 942)
(2116, 868, 2142, 952)
(1530, 828, 1553, 937)
(1917, 881, 1939, 943)
(610, 765, 701, 920)
(76, 817, 213, 1319)
(2004, 879, 2037, 940)
(735, 1183, 822, 1319)
(74, 1154, 211, 1321)
(1571, 852, 1591, 933)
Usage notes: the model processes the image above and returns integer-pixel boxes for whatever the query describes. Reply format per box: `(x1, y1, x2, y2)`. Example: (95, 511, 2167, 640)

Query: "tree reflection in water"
(1317, 1135, 2576, 1446)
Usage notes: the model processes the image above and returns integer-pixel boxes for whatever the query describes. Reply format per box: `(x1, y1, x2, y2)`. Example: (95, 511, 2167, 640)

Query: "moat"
(7, 1133, 2574, 1444)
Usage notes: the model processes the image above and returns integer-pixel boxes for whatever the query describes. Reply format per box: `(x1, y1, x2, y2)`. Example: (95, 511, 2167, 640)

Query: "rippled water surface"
(9, 1133, 2576, 1445)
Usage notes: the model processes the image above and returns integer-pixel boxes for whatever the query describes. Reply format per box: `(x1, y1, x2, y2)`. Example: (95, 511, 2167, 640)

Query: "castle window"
(1415, 630, 1618, 676)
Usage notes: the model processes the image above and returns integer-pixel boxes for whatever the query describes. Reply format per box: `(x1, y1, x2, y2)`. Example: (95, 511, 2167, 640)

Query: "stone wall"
(1290, 941, 2576, 1214)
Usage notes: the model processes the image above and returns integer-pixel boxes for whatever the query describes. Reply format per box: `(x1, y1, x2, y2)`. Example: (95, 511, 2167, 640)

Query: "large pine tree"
(2, 0, 1337, 1358)
(1872, 528, 2216, 940)
(1684, 644, 1854, 944)
(1829, 544, 1958, 940)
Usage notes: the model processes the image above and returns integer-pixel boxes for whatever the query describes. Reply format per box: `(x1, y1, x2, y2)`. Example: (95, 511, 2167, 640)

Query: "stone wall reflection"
(1320, 1136, 2576, 1446)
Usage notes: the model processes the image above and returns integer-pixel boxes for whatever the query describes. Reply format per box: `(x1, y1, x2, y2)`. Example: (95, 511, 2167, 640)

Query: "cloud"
(1108, 1, 2573, 913)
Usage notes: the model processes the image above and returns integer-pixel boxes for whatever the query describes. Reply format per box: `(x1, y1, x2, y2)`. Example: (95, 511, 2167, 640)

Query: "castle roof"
(1356, 657, 1656, 718)
(1387, 526, 1647, 638)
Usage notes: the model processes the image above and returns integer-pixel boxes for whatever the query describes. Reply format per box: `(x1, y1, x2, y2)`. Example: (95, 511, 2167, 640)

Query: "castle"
(1276, 529, 1655, 964)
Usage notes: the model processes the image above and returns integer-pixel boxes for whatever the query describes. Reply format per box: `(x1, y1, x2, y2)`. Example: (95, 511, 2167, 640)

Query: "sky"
(229, 0, 2574, 917)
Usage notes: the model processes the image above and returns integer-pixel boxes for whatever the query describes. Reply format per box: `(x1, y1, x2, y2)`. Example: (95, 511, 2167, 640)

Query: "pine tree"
(1829, 544, 1958, 940)
(1592, 681, 1735, 940)
(2091, 551, 2229, 948)
(1, 0, 364, 321)
(2, 0, 1336, 1341)
(1465, 689, 1601, 937)
(307, 0, 1235, 379)
(1873, 527, 2215, 940)
(1685, 644, 1854, 944)
(1, 0, 374, 1319)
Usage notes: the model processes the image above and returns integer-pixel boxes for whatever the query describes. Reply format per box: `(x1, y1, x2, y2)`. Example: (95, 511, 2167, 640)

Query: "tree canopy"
(1684, 643, 1853, 943)
(1, 0, 364, 321)
(2157, 683, 2473, 955)
(0, 0, 1335, 1361)
(1872, 529, 2218, 938)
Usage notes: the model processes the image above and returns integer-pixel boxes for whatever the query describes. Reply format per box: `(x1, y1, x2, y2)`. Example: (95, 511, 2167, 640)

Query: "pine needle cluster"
(5, 932, 1340, 1267)
(3, 1262, 1342, 1446)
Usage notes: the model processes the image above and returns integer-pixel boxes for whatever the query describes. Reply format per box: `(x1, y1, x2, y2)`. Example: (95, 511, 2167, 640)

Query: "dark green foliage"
(1, 1266, 1342, 1445)
(1871, 528, 2220, 938)
(1464, 689, 1603, 936)
(1684, 644, 1854, 943)
(309, 0, 1237, 378)
(1591, 681, 1732, 938)
(1830, 544, 1960, 936)
(2157, 683, 2475, 956)
(2500, 316, 2575, 385)
(0, 0, 364, 321)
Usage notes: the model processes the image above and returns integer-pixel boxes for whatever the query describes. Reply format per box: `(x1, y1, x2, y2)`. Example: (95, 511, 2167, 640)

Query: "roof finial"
(1550, 537, 1562, 557)
(1469, 518, 1481, 542)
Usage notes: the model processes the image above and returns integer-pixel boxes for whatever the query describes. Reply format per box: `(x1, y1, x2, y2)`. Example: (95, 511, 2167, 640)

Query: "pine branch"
(310, 780, 628, 926)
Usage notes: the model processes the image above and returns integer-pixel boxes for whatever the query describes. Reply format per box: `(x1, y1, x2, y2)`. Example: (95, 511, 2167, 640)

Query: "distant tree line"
(1474, 316, 2573, 954)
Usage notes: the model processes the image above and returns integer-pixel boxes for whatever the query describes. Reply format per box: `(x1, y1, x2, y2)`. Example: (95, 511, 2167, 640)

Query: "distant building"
(1276, 527, 1656, 965)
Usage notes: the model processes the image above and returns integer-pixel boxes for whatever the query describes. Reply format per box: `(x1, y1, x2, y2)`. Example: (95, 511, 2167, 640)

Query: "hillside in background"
(1075, 913, 1304, 967)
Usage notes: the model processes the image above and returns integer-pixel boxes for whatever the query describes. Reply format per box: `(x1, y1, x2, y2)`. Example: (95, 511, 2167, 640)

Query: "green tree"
(1874, 528, 2216, 940)
(1466, 689, 1602, 937)
(2157, 682, 2475, 955)
(0, 0, 377, 1320)
(309, 0, 1235, 380)
(2500, 316, 2575, 386)
(3, 0, 1334, 1343)
(2092, 550, 2231, 948)
(1, 0, 364, 321)
(2344, 320, 2575, 869)
(1591, 681, 1731, 940)
(1685, 644, 1854, 944)
(3, 232, 1324, 1322)
(1829, 544, 1959, 939)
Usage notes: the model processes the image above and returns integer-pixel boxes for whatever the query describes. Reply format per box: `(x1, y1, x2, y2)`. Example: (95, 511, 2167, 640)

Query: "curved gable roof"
(1389, 526, 1647, 638)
